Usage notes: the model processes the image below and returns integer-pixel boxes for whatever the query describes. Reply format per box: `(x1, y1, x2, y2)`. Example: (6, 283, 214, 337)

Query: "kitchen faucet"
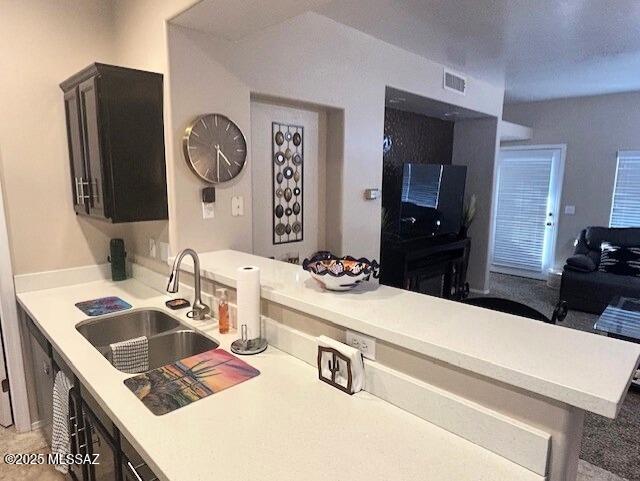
(167, 248, 210, 320)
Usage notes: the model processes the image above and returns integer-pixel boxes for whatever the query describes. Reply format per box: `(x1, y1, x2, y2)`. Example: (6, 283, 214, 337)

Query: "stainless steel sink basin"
(76, 309, 180, 347)
(146, 330, 218, 370)
(76, 309, 219, 373)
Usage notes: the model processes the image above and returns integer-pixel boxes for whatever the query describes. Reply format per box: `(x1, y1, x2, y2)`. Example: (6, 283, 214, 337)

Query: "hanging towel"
(110, 336, 149, 374)
(52, 370, 72, 474)
(317, 335, 365, 393)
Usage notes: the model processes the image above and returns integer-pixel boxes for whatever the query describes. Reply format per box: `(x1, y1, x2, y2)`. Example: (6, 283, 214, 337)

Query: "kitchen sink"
(76, 309, 219, 373)
(146, 330, 218, 370)
(76, 309, 180, 347)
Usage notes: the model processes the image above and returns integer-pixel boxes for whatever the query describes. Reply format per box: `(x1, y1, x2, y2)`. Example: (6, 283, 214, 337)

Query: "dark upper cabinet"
(60, 63, 168, 222)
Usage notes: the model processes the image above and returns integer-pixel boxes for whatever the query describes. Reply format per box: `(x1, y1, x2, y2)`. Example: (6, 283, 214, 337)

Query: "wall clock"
(183, 114, 247, 183)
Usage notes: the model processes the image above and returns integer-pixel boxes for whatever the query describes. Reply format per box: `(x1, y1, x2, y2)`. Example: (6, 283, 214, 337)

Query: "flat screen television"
(385, 164, 467, 239)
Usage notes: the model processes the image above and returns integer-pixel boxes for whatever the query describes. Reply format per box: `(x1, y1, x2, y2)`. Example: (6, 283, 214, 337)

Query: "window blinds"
(493, 153, 552, 272)
(610, 151, 640, 228)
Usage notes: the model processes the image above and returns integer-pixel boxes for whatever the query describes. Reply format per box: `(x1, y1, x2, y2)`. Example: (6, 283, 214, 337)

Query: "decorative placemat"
(75, 296, 132, 316)
(124, 348, 260, 415)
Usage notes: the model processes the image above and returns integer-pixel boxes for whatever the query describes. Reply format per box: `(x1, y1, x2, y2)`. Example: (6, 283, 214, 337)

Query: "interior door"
(78, 77, 106, 218)
(63, 88, 89, 214)
(491, 146, 564, 279)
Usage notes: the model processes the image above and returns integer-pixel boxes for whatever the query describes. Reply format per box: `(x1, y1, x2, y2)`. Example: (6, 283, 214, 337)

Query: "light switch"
(159, 242, 169, 263)
(232, 196, 244, 216)
(564, 205, 576, 215)
(202, 202, 215, 219)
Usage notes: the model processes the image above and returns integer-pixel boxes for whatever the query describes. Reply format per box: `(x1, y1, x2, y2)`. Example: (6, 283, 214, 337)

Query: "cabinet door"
(83, 407, 118, 481)
(63, 88, 89, 214)
(78, 77, 107, 219)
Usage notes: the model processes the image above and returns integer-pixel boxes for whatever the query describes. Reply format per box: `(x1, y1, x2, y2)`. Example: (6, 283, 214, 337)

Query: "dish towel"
(52, 370, 72, 474)
(110, 336, 149, 374)
(317, 335, 365, 393)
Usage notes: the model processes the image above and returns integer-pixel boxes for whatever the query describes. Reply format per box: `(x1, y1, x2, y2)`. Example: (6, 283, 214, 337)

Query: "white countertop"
(17, 278, 544, 481)
(177, 250, 640, 418)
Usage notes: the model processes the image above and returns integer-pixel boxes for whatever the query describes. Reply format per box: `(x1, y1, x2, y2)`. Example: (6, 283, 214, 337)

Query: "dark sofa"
(560, 226, 640, 314)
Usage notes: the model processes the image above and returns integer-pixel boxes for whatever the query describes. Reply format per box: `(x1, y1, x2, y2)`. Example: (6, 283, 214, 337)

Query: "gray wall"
(503, 91, 640, 268)
(452, 118, 500, 292)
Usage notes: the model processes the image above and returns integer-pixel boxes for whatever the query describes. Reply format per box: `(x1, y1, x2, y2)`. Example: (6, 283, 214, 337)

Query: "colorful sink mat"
(124, 348, 260, 415)
(75, 296, 132, 316)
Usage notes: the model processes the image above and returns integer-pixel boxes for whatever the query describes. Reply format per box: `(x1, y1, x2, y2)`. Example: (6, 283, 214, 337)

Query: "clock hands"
(217, 146, 232, 166)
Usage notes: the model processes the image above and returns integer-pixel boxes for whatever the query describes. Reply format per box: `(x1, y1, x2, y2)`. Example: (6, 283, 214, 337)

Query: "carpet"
(488, 272, 639, 481)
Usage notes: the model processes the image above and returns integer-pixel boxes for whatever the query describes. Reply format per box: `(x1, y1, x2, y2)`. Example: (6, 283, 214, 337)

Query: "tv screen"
(395, 164, 467, 239)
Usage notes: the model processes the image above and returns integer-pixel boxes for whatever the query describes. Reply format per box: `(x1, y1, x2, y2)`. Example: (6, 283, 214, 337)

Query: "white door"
(491, 145, 565, 279)
(250, 101, 326, 261)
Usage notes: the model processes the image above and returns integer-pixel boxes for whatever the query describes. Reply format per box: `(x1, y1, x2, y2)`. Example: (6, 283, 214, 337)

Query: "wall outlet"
(202, 202, 215, 219)
(346, 330, 376, 360)
(158, 242, 170, 263)
(564, 205, 576, 215)
(231, 196, 244, 216)
(149, 238, 157, 258)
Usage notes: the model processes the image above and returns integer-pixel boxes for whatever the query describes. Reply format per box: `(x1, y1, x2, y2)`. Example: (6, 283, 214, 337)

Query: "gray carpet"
(488, 273, 639, 481)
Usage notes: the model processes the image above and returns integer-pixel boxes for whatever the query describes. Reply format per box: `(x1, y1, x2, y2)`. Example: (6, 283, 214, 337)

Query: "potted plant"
(460, 194, 476, 238)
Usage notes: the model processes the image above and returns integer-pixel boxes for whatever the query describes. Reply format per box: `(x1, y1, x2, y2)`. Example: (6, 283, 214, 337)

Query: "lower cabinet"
(23, 312, 160, 481)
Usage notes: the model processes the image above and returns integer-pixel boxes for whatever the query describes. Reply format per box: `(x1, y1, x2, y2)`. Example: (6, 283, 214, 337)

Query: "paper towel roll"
(236, 266, 261, 340)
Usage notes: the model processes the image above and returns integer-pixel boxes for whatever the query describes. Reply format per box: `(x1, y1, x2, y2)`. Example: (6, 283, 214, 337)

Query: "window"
(610, 151, 640, 228)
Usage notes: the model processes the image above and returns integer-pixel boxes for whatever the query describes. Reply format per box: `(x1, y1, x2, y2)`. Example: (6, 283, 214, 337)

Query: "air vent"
(443, 69, 467, 95)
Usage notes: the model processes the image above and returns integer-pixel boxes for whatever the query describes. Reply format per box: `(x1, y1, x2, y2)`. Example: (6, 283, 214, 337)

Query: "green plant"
(462, 194, 477, 229)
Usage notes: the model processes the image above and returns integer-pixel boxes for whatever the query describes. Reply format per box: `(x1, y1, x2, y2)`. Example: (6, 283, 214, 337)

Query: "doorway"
(491, 145, 565, 279)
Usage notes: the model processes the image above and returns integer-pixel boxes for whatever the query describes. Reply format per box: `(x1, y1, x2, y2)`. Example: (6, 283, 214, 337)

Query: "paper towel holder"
(231, 324, 268, 355)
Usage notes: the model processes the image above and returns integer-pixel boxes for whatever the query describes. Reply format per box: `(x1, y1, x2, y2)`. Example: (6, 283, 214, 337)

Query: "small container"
(217, 288, 230, 334)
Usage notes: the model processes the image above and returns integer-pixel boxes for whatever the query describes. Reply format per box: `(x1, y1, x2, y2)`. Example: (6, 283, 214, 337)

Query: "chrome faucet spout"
(167, 248, 210, 320)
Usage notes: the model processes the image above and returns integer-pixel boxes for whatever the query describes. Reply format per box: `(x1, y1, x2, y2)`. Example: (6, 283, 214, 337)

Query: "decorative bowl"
(302, 252, 379, 291)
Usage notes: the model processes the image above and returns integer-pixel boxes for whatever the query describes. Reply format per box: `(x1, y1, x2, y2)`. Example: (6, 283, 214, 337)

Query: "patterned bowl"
(302, 252, 380, 291)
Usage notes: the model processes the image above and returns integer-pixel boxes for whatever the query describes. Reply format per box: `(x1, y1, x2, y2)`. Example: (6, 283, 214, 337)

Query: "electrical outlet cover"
(149, 238, 157, 258)
(346, 330, 376, 360)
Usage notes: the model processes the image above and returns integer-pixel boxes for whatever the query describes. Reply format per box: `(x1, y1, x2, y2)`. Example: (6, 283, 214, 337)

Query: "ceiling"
(174, 0, 640, 103)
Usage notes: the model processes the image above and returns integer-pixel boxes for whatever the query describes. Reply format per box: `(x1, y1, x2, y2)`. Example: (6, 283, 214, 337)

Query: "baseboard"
(30, 419, 47, 432)
(469, 287, 490, 295)
(14, 264, 112, 293)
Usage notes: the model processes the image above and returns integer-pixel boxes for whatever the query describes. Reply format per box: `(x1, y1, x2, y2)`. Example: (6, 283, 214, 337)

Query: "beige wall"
(250, 100, 328, 260)
(166, 25, 254, 255)
(166, 12, 505, 262)
(0, 0, 200, 275)
(503, 91, 640, 267)
(452, 118, 501, 292)
(0, 0, 125, 275)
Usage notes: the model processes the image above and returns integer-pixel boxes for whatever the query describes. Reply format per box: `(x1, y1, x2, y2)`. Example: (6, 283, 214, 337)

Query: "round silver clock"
(183, 114, 247, 184)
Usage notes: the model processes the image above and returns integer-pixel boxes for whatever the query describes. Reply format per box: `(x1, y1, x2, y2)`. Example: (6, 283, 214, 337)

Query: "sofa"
(560, 226, 640, 314)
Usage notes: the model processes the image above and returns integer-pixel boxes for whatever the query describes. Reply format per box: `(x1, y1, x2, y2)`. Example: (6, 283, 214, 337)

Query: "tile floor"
(0, 426, 63, 481)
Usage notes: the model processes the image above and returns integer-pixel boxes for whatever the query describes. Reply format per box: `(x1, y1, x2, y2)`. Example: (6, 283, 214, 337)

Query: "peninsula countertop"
(16, 278, 543, 481)
(176, 249, 640, 418)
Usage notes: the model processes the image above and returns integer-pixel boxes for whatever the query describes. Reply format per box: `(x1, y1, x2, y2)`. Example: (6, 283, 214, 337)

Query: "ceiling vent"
(443, 69, 467, 95)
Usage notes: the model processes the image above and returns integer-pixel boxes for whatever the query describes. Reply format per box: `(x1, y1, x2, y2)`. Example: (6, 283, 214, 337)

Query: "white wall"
(452, 118, 501, 292)
(503, 91, 640, 267)
(250, 100, 327, 260)
(168, 12, 504, 261)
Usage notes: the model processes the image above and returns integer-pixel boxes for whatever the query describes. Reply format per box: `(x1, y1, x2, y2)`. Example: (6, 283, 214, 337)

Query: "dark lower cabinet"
(60, 63, 168, 223)
(23, 312, 160, 481)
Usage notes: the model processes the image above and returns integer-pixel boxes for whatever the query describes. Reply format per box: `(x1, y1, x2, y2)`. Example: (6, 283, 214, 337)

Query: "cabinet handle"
(127, 461, 144, 481)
